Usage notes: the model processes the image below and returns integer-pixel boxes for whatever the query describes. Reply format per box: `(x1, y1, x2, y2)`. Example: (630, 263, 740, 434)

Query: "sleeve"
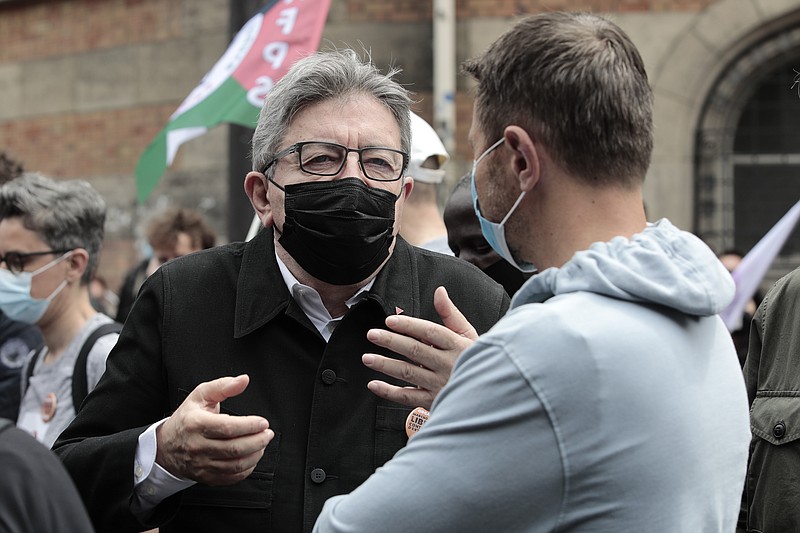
(737, 299, 764, 532)
(313, 337, 564, 533)
(742, 295, 767, 405)
(52, 270, 181, 532)
(131, 419, 196, 518)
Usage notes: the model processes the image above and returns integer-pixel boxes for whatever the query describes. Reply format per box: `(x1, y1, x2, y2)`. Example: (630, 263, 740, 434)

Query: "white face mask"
(470, 138, 537, 273)
(0, 252, 71, 324)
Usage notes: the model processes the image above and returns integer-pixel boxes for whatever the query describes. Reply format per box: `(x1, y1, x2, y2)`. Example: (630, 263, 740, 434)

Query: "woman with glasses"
(0, 173, 119, 448)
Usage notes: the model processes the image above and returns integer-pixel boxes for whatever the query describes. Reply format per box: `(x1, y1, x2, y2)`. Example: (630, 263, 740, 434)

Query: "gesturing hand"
(363, 286, 478, 409)
(155, 374, 274, 486)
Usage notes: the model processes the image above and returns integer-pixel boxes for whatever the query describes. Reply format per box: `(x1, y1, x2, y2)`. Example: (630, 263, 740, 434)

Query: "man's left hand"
(363, 286, 478, 409)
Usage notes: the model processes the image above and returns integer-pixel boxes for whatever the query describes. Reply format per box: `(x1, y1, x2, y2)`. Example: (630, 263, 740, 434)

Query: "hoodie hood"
(511, 219, 734, 317)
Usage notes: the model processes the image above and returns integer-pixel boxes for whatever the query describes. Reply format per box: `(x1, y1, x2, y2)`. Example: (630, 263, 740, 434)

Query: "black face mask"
(271, 177, 399, 285)
(482, 258, 530, 296)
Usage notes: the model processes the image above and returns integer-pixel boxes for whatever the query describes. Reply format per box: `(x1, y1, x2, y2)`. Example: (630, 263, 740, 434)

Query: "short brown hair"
(146, 207, 216, 250)
(462, 12, 653, 187)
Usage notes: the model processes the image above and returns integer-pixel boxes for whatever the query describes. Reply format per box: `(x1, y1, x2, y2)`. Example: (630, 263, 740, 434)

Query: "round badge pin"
(41, 392, 58, 422)
(405, 406, 430, 438)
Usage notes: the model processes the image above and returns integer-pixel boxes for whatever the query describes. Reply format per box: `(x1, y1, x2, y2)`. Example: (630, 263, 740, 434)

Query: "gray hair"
(462, 12, 653, 187)
(251, 49, 413, 176)
(0, 173, 106, 284)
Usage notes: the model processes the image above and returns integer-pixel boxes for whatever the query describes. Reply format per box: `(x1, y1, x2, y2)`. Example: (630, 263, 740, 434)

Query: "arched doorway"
(695, 22, 800, 285)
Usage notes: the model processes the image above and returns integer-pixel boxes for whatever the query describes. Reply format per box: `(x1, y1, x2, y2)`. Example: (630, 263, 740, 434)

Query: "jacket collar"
(234, 229, 420, 338)
(234, 227, 292, 338)
(368, 236, 419, 319)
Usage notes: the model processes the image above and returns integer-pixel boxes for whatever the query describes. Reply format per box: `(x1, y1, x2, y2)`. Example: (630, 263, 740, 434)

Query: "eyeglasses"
(263, 141, 408, 182)
(0, 250, 72, 275)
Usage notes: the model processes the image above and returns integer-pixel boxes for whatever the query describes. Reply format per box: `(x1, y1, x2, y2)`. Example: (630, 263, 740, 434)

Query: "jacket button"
(321, 369, 337, 385)
(773, 421, 786, 439)
(310, 468, 327, 484)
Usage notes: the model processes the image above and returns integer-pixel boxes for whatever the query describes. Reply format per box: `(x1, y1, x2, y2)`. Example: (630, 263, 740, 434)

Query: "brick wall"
(340, 0, 715, 21)
(0, 0, 185, 63)
(0, 0, 229, 293)
(345, 0, 433, 22)
(0, 104, 174, 180)
(456, 0, 714, 16)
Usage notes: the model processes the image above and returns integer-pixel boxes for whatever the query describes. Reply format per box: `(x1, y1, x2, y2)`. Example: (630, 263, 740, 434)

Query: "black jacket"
(54, 229, 509, 533)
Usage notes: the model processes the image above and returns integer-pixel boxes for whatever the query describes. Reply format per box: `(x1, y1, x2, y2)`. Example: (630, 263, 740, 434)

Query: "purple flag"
(721, 199, 800, 331)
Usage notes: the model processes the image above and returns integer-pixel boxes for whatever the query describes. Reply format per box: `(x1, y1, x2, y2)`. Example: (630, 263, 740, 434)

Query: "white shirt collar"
(275, 252, 374, 342)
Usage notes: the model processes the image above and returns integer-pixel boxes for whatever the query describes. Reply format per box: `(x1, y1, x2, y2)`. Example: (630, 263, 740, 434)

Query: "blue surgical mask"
(0, 253, 71, 324)
(470, 138, 537, 273)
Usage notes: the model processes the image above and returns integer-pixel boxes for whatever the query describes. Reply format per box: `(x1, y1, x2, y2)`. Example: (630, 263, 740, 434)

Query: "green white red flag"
(135, 0, 331, 202)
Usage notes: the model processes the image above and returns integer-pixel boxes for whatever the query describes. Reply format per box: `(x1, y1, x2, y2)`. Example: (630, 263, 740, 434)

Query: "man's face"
(467, 110, 518, 226)
(0, 217, 69, 302)
(467, 107, 535, 271)
(148, 232, 200, 276)
(719, 253, 742, 273)
(267, 94, 412, 263)
(443, 186, 500, 271)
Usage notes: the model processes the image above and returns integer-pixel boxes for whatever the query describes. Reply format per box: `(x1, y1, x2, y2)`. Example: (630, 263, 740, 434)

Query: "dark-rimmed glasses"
(263, 141, 408, 182)
(0, 250, 72, 275)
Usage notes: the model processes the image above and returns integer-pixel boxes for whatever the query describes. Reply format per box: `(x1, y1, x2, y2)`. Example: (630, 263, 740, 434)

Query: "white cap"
(408, 112, 449, 184)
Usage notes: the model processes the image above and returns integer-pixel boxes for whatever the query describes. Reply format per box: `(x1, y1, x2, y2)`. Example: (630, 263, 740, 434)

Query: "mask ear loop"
(499, 191, 527, 226)
(30, 250, 74, 277)
(43, 279, 69, 303)
(267, 176, 286, 192)
(34, 250, 74, 304)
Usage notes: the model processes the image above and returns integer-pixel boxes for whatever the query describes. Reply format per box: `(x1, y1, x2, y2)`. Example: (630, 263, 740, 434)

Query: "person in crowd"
(0, 417, 94, 532)
(313, 12, 750, 532)
(398, 112, 452, 255)
(0, 153, 44, 422)
(115, 206, 217, 322)
(719, 249, 762, 366)
(738, 266, 800, 532)
(444, 173, 529, 296)
(53, 49, 509, 533)
(0, 307, 43, 421)
(0, 174, 119, 448)
(89, 275, 118, 317)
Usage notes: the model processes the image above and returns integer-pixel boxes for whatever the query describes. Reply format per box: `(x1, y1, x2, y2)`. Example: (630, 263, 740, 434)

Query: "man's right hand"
(362, 286, 478, 410)
(155, 374, 273, 486)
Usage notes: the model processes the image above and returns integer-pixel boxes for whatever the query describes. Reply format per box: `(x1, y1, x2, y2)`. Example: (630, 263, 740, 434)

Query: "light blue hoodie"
(315, 219, 751, 533)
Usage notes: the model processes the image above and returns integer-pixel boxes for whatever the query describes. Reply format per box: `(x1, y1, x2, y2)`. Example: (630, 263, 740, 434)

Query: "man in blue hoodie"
(315, 12, 750, 532)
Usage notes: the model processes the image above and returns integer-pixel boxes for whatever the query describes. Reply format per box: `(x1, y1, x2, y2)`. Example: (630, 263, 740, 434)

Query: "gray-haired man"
(54, 49, 508, 533)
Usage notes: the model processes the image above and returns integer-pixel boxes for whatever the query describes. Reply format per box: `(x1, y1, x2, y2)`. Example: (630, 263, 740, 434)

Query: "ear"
(503, 126, 540, 193)
(66, 249, 90, 283)
(400, 175, 414, 200)
(244, 171, 274, 228)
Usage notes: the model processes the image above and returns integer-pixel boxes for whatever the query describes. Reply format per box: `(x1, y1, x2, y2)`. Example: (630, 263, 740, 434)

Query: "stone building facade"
(1, 0, 799, 294)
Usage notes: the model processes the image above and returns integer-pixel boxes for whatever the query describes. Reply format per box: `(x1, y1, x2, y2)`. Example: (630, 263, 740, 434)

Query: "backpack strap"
(23, 345, 45, 395)
(72, 321, 122, 411)
(0, 417, 12, 436)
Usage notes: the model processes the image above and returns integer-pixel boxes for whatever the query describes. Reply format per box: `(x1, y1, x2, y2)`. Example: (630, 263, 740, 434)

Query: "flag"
(720, 199, 800, 331)
(135, 0, 331, 203)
